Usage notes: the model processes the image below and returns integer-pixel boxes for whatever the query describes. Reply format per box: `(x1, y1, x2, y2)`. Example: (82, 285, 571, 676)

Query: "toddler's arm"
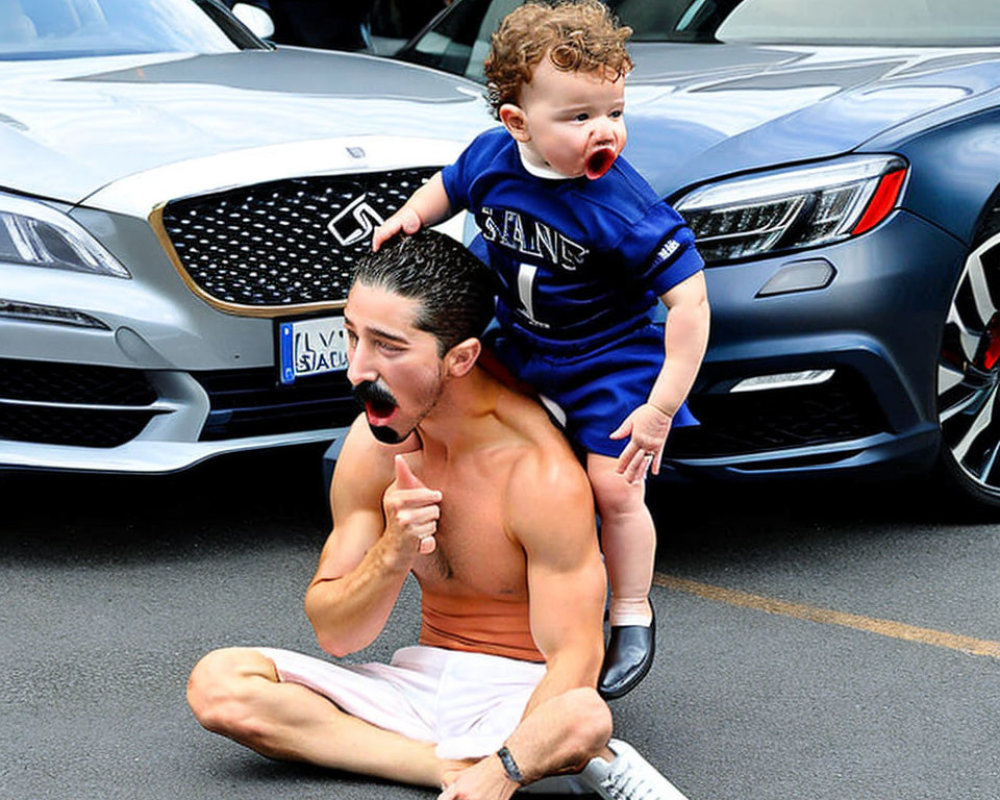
(371, 171, 453, 251)
(611, 271, 710, 482)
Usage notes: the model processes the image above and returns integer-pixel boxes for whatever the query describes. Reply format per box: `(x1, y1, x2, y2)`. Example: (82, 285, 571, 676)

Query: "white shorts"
(256, 645, 546, 760)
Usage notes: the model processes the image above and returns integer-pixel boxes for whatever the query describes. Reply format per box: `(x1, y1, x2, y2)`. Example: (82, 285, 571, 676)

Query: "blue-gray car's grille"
(160, 169, 436, 309)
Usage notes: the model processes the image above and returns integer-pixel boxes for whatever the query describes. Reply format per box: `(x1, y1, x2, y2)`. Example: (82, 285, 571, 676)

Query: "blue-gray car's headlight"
(0, 193, 130, 279)
(675, 155, 908, 265)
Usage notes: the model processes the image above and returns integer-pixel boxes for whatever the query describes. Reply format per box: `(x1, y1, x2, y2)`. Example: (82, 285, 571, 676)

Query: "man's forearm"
(521, 645, 603, 718)
(305, 534, 411, 657)
(438, 683, 612, 800)
(496, 679, 610, 787)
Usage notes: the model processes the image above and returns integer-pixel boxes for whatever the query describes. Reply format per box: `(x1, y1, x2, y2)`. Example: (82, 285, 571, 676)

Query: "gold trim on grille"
(149, 204, 347, 319)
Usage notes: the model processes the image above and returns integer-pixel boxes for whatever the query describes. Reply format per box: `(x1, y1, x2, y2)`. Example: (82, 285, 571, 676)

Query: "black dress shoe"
(598, 608, 655, 699)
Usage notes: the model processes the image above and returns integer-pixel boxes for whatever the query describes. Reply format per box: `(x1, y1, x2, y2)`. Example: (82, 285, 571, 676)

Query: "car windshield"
(399, 0, 1000, 80)
(680, 0, 1000, 47)
(0, 0, 264, 60)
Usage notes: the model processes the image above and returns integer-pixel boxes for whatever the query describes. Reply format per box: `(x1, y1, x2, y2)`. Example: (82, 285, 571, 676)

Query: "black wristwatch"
(496, 745, 525, 784)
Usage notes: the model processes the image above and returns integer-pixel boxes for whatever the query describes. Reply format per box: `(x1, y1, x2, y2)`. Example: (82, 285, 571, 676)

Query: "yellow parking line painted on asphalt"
(653, 573, 1000, 659)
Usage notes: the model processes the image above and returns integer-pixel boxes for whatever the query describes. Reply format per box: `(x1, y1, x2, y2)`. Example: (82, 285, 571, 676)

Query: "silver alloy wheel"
(938, 230, 1000, 502)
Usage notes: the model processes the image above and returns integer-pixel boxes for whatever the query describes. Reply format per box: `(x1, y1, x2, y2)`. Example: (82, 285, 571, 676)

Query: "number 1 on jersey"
(517, 262, 538, 325)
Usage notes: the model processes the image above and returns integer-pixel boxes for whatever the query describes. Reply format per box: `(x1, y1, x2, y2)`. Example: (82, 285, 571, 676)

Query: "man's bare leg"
(187, 648, 470, 787)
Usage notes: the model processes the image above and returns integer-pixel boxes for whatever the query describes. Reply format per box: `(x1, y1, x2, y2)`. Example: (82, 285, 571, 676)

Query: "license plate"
(277, 316, 348, 385)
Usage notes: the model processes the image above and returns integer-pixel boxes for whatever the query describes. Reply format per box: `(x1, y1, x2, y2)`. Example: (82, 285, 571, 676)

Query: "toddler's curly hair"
(484, 0, 633, 119)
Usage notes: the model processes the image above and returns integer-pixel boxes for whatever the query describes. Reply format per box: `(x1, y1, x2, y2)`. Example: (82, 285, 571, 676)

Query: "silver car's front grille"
(158, 169, 436, 314)
(0, 358, 159, 448)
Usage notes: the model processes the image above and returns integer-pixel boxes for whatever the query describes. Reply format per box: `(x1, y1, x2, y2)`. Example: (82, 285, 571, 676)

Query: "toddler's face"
(505, 57, 627, 180)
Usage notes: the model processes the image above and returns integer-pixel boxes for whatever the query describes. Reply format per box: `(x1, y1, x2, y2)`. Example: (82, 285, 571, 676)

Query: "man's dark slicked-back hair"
(352, 230, 497, 355)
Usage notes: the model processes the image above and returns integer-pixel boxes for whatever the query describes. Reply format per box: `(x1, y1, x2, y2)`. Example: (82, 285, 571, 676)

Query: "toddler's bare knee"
(588, 466, 645, 518)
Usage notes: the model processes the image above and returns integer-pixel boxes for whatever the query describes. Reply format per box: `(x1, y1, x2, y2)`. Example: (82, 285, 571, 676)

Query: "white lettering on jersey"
(480, 207, 588, 271)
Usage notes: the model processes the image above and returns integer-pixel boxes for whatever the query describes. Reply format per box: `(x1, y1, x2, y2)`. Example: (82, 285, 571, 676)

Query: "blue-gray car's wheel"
(938, 229, 1000, 505)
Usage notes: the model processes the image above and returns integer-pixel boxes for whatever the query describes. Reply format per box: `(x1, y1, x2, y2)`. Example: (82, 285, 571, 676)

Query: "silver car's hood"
(0, 48, 489, 206)
(623, 42, 1000, 194)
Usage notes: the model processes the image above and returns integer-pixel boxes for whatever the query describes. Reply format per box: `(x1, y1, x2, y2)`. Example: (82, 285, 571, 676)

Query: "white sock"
(608, 598, 652, 627)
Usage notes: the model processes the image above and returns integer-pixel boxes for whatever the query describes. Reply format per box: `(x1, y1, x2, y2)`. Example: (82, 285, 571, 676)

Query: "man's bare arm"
(304, 417, 430, 656)
(516, 449, 607, 714)
(439, 449, 607, 799)
(507, 447, 607, 770)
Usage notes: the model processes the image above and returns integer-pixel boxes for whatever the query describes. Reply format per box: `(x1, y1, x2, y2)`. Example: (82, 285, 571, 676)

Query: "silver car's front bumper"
(0, 136, 465, 472)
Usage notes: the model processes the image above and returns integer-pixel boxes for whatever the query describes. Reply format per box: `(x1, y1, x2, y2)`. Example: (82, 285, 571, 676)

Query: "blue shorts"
(489, 324, 697, 458)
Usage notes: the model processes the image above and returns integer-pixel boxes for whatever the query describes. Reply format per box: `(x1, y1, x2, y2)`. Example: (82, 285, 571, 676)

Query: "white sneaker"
(578, 738, 691, 800)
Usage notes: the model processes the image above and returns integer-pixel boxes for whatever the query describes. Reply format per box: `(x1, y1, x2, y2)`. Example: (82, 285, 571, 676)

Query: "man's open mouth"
(585, 147, 617, 180)
(365, 396, 397, 424)
(353, 381, 399, 425)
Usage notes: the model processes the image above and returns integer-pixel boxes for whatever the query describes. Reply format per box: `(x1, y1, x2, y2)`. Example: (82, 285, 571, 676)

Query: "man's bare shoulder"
(494, 391, 596, 552)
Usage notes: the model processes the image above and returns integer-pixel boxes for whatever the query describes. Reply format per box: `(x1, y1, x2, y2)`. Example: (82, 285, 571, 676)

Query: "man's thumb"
(394, 454, 425, 489)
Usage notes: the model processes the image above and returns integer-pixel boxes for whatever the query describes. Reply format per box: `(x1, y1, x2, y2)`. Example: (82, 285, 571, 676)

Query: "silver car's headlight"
(0, 193, 130, 279)
(675, 155, 908, 265)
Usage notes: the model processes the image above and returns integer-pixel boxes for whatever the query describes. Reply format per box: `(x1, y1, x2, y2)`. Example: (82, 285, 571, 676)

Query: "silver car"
(0, 0, 484, 472)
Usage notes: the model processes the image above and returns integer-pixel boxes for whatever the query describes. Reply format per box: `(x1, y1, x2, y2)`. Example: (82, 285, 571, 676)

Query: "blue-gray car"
(397, 0, 1000, 506)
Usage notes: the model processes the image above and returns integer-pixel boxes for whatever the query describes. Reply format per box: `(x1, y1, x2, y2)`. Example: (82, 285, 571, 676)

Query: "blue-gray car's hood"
(5, 42, 1000, 206)
(0, 48, 489, 205)
(622, 42, 1000, 196)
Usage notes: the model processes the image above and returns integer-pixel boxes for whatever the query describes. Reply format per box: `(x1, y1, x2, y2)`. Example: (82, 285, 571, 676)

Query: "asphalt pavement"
(3, 445, 1000, 800)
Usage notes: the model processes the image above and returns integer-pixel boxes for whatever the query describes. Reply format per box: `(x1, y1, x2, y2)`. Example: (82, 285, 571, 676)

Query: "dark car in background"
(394, 0, 1000, 507)
(226, 0, 450, 54)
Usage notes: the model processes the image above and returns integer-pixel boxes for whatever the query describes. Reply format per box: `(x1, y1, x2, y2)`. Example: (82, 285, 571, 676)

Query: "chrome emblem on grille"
(327, 194, 384, 246)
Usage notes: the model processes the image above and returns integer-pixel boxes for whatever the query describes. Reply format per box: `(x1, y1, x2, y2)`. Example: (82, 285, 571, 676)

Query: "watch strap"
(497, 745, 525, 784)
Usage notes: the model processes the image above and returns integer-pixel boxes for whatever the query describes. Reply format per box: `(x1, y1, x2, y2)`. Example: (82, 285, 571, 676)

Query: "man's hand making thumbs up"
(383, 454, 442, 559)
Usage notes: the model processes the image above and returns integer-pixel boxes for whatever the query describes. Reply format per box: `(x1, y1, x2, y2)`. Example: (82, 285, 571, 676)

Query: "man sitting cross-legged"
(186, 230, 690, 800)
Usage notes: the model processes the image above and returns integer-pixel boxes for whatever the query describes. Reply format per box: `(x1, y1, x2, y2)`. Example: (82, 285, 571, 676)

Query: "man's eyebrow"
(370, 325, 410, 344)
(343, 312, 410, 345)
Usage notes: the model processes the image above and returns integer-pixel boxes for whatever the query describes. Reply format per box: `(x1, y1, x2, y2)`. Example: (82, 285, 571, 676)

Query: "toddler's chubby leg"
(587, 454, 655, 626)
(586, 454, 656, 699)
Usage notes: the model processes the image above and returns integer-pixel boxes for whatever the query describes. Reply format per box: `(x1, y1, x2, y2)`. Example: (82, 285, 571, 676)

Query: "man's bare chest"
(411, 467, 526, 599)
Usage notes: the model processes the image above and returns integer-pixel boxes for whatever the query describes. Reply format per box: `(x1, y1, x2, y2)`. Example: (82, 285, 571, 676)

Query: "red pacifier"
(585, 147, 617, 180)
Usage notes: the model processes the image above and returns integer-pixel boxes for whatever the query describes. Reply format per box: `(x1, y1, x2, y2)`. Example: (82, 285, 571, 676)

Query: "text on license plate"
(278, 316, 348, 385)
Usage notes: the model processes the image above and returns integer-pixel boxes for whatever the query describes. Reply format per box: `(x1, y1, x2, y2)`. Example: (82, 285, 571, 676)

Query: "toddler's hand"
(372, 207, 423, 251)
(610, 403, 673, 483)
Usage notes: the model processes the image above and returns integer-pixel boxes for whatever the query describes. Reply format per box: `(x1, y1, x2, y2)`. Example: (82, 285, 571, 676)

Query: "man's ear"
(444, 337, 482, 378)
(499, 104, 530, 142)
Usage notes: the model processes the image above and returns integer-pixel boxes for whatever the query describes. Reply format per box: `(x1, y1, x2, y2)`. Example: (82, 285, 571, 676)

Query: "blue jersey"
(441, 127, 703, 354)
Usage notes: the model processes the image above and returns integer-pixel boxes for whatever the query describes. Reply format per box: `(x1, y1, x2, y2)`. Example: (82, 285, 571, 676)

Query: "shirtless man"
(186, 231, 690, 800)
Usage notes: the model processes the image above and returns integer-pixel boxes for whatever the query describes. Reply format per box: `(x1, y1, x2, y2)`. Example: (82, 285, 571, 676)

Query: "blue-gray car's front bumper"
(661, 208, 963, 481)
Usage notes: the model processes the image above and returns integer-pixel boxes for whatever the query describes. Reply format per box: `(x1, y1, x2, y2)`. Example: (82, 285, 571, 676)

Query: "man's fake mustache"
(352, 380, 399, 412)
(353, 381, 405, 444)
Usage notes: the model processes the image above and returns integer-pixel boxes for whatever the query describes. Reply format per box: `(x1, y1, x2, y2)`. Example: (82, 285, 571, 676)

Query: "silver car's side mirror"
(230, 3, 275, 40)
